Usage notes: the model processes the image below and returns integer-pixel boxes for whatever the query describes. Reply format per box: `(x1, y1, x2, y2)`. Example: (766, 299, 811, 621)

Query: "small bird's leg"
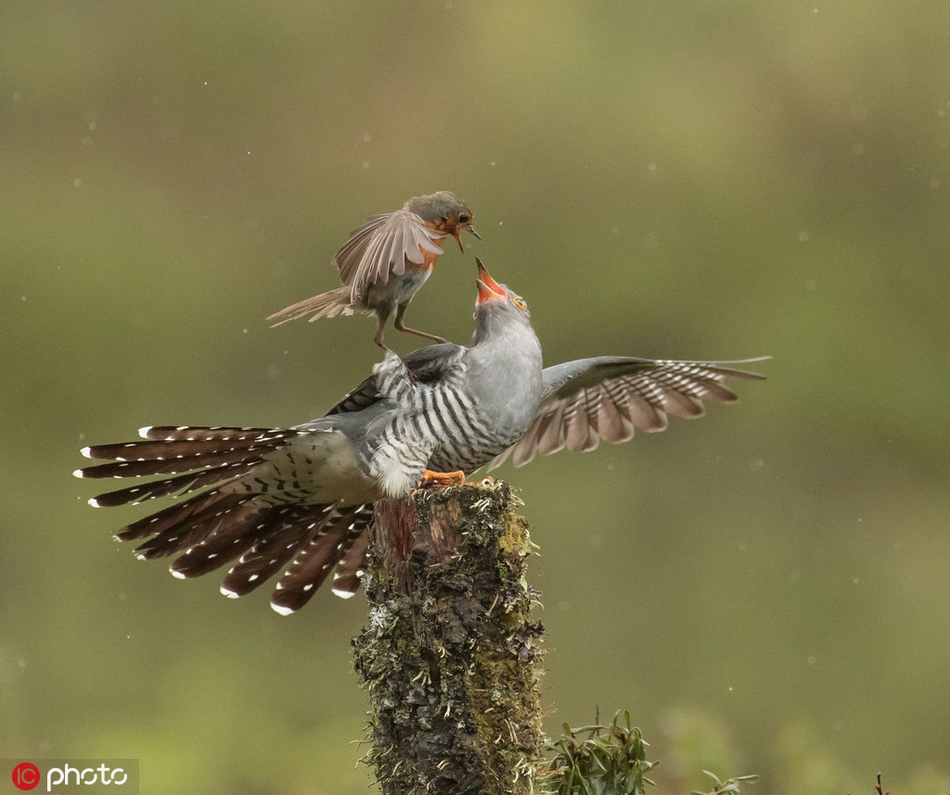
(393, 303, 448, 344)
(373, 317, 392, 352)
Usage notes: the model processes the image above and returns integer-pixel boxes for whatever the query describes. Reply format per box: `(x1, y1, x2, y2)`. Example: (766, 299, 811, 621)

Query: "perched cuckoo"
(267, 191, 479, 349)
(76, 260, 764, 614)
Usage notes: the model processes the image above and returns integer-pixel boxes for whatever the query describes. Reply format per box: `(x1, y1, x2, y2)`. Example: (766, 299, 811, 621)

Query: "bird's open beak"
(476, 257, 506, 303)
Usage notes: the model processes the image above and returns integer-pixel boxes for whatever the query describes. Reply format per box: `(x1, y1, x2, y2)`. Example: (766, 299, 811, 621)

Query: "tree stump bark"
(352, 480, 545, 795)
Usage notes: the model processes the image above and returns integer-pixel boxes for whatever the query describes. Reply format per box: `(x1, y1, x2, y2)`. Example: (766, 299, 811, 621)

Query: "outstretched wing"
(334, 209, 443, 301)
(488, 357, 767, 470)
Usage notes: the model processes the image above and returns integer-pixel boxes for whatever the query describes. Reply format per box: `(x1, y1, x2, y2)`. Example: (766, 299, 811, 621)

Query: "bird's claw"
(414, 469, 466, 491)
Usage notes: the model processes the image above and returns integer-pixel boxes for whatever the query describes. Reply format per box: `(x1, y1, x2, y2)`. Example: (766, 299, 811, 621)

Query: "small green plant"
(690, 769, 760, 795)
(541, 711, 760, 795)
(542, 711, 656, 795)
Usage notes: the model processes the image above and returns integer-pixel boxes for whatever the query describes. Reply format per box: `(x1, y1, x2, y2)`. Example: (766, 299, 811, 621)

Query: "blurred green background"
(3, 1, 949, 793)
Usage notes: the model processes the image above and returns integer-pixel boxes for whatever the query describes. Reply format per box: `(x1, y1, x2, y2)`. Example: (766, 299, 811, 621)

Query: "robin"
(76, 259, 765, 614)
(268, 191, 480, 349)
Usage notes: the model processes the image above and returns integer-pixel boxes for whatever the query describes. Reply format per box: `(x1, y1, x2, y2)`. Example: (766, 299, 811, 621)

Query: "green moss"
(353, 481, 544, 795)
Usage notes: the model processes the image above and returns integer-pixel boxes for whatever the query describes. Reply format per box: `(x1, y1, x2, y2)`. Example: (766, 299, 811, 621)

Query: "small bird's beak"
(476, 257, 506, 303)
(453, 225, 480, 253)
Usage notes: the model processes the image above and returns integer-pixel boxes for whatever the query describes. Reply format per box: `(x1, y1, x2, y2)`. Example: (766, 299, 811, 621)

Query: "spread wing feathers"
(75, 424, 374, 611)
(325, 341, 464, 416)
(334, 210, 443, 300)
(489, 357, 766, 470)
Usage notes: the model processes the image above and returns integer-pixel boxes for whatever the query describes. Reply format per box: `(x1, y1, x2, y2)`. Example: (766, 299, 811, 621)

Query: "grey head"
(404, 191, 480, 251)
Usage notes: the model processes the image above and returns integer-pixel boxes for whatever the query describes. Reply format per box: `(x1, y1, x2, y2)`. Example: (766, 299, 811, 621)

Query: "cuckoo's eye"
(513, 296, 528, 311)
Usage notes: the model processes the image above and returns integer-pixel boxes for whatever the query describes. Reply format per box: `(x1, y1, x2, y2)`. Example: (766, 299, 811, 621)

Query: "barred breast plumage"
(75, 259, 764, 613)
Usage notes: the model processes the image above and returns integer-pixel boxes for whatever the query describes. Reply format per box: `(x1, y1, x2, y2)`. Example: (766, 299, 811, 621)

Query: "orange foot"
(417, 469, 466, 488)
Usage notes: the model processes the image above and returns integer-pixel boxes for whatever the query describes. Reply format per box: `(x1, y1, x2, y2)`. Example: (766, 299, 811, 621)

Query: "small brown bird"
(268, 191, 480, 348)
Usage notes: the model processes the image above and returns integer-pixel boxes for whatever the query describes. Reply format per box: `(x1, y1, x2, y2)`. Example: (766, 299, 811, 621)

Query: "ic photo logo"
(5, 760, 138, 794)
(10, 763, 39, 791)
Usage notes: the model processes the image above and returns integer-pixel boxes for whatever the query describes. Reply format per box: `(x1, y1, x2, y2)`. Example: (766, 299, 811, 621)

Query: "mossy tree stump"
(353, 480, 544, 795)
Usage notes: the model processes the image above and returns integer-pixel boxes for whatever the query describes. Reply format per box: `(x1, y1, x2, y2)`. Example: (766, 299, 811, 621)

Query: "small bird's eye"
(513, 296, 527, 311)
(459, 214, 469, 223)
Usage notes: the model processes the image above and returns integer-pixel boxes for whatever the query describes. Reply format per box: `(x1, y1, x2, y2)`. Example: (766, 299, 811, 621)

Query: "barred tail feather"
(219, 506, 340, 596)
(271, 507, 374, 614)
(167, 503, 271, 578)
(76, 425, 374, 612)
(76, 426, 303, 508)
(138, 426, 293, 443)
(126, 493, 251, 560)
(115, 490, 243, 543)
(89, 464, 256, 507)
(330, 530, 369, 599)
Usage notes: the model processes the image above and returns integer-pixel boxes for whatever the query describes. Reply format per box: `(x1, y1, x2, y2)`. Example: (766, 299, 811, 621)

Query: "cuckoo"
(76, 260, 764, 614)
